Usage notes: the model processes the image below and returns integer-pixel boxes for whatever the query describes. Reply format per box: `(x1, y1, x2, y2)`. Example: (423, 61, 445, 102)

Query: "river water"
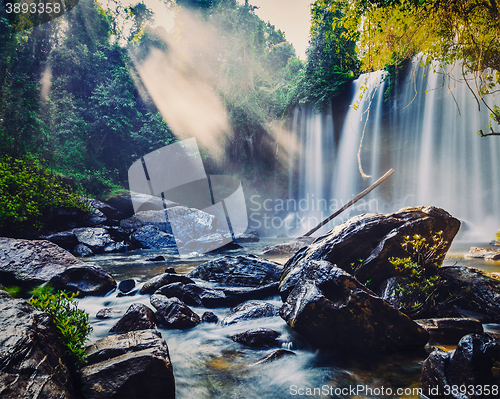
(77, 239, 500, 399)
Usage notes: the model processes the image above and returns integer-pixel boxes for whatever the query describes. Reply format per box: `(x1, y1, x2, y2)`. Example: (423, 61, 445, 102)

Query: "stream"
(77, 239, 500, 399)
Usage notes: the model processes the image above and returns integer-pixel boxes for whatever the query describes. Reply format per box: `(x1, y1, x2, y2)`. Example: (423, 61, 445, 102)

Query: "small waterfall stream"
(289, 60, 500, 239)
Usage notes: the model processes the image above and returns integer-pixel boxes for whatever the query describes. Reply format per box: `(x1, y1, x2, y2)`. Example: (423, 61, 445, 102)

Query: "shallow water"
(77, 239, 500, 399)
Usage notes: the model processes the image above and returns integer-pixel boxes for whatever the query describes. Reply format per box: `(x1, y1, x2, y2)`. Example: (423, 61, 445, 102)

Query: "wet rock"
(0, 237, 82, 289)
(107, 193, 179, 219)
(221, 283, 280, 306)
(154, 282, 185, 301)
(261, 236, 315, 256)
(188, 254, 282, 287)
(416, 318, 484, 344)
(96, 307, 118, 319)
(230, 328, 280, 348)
(165, 267, 176, 273)
(118, 279, 136, 293)
(120, 210, 173, 233)
(103, 241, 127, 253)
(279, 260, 429, 352)
(280, 206, 460, 297)
(207, 241, 243, 253)
(221, 301, 280, 326)
(182, 232, 231, 254)
(234, 230, 259, 243)
(420, 334, 500, 398)
(150, 295, 200, 329)
(43, 230, 78, 250)
(147, 255, 165, 262)
(81, 329, 175, 399)
(0, 292, 75, 398)
(251, 349, 296, 366)
(110, 303, 156, 333)
(439, 265, 500, 322)
(131, 225, 178, 250)
(202, 311, 219, 323)
(465, 246, 500, 260)
(140, 273, 195, 295)
(73, 227, 114, 253)
(167, 206, 217, 244)
(85, 198, 124, 221)
(73, 243, 94, 257)
(183, 284, 228, 308)
(48, 265, 117, 297)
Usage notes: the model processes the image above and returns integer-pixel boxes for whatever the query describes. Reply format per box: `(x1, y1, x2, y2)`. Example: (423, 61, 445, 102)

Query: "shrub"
(29, 286, 92, 367)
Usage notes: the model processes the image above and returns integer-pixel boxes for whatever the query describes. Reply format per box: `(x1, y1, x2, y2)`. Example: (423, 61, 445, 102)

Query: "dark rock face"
(118, 279, 136, 293)
(420, 334, 500, 398)
(188, 254, 282, 287)
(131, 225, 178, 250)
(416, 318, 484, 345)
(154, 283, 229, 308)
(230, 328, 280, 347)
(85, 198, 124, 221)
(140, 273, 195, 295)
(73, 243, 94, 257)
(73, 227, 114, 253)
(261, 237, 315, 256)
(221, 301, 280, 326)
(109, 303, 156, 334)
(0, 292, 75, 398)
(150, 295, 200, 329)
(280, 206, 460, 296)
(439, 266, 500, 322)
(96, 307, 117, 319)
(234, 230, 260, 243)
(49, 265, 117, 297)
(81, 329, 175, 399)
(279, 260, 429, 351)
(120, 210, 173, 233)
(221, 283, 279, 306)
(202, 311, 219, 323)
(465, 246, 500, 260)
(43, 230, 79, 250)
(0, 237, 82, 289)
(107, 193, 178, 219)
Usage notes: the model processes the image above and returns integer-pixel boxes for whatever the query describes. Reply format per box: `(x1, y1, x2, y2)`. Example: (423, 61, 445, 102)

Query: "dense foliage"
(29, 286, 92, 367)
(0, 157, 87, 235)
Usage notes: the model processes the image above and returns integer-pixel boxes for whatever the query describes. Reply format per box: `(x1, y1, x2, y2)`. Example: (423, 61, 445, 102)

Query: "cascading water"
(289, 60, 500, 240)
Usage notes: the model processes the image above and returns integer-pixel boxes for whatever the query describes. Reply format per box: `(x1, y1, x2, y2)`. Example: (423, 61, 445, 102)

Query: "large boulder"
(464, 246, 500, 260)
(279, 260, 429, 352)
(420, 334, 500, 398)
(120, 210, 173, 233)
(188, 254, 282, 287)
(109, 303, 157, 334)
(131, 225, 178, 250)
(221, 301, 280, 326)
(48, 265, 117, 297)
(73, 227, 114, 253)
(150, 295, 200, 329)
(43, 230, 79, 251)
(221, 283, 279, 306)
(230, 328, 280, 348)
(0, 237, 82, 290)
(416, 318, 484, 345)
(166, 206, 216, 245)
(261, 236, 315, 256)
(155, 283, 228, 308)
(0, 291, 75, 398)
(81, 329, 175, 399)
(107, 193, 178, 219)
(140, 273, 195, 295)
(280, 206, 460, 297)
(84, 198, 124, 221)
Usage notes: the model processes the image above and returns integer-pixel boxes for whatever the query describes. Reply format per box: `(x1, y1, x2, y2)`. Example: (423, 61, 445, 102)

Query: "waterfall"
(289, 60, 500, 240)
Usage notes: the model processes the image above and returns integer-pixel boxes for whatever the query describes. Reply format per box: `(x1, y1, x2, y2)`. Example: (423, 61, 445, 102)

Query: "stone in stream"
(42, 229, 79, 250)
(279, 260, 429, 352)
(73, 227, 114, 253)
(221, 283, 280, 306)
(48, 264, 117, 297)
(280, 206, 461, 298)
(202, 311, 219, 323)
(109, 303, 157, 334)
(420, 334, 500, 397)
(0, 291, 75, 398)
(73, 243, 94, 257)
(118, 278, 136, 293)
(250, 349, 296, 366)
(81, 329, 175, 399)
(150, 295, 200, 329)
(188, 254, 282, 287)
(154, 283, 228, 308)
(221, 301, 281, 326)
(96, 307, 120, 319)
(131, 225, 178, 250)
(415, 318, 484, 345)
(0, 237, 82, 290)
(464, 246, 500, 260)
(261, 236, 315, 256)
(234, 229, 259, 243)
(230, 328, 280, 348)
(140, 273, 195, 295)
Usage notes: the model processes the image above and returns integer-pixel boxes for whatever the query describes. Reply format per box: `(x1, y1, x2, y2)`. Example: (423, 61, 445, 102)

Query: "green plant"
(1, 285, 21, 297)
(29, 286, 92, 367)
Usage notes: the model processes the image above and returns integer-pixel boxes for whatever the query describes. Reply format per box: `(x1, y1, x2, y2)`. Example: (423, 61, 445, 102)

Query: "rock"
(96, 307, 118, 319)
(465, 246, 500, 260)
(48, 265, 117, 297)
(107, 193, 178, 219)
(439, 265, 500, 322)
(165, 267, 176, 273)
(131, 225, 178, 250)
(207, 241, 243, 253)
(147, 255, 165, 262)
(150, 295, 200, 329)
(84, 198, 124, 220)
(103, 241, 127, 253)
(0, 237, 82, 289)
(202, 311, 219, 323)
(140, 273, 195, 295)
(261, 236, 315, 256)
(154, 282, 185, 301)
(182, 232, 232, 254)
(280, 206, 461, 297)
(221, 301, 280, 326)
(109, 303, 157, 333)
(234, 230, 260, 243)
(221, 283, 280, 306)
(73, 243, 94, 257)
(416, 318, 484, 344)
(183, 284, 228, 308)
(167, 206, 216, 245)
(279, 260, 429, 351)
(0, 292, 75, 398)
(73, 227, 114, 253)
(118, 279, 136, 293)
(250, 349, 296, 366)
(230, 328, 280, 347)
(81, 329, 175, 399)
(120, 210, 173, 233)
(43, 230, 79, 250)
(188, 254, 282, 287)
(420, 334, 500, 398)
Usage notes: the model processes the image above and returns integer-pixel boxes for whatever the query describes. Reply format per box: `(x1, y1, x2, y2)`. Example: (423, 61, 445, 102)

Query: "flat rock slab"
(416, 318, 484, 344)
(188, 254, 282, 287)
(0, 291, 75, 398)
(465, 246, 500, 260)
(261, 237, 315, 256)
(0, 237, 82, 289)
(150, 295, 200, 329)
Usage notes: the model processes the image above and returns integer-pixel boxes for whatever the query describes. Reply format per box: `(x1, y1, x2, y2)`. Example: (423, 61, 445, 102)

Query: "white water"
(289, 60, 500, 239)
